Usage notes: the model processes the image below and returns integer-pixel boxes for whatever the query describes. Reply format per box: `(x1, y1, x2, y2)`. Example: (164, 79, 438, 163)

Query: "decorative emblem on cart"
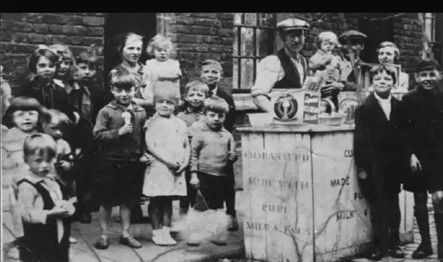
(274, 94, 298, 120)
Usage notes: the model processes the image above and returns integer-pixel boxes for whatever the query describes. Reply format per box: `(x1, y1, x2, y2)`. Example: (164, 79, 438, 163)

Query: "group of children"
(2, 34, 239, 262)
(354, 59, 443, 261)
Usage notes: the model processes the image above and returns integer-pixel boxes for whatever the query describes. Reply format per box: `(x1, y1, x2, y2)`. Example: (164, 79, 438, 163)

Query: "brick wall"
(393, 13, 423, 74)
(1, 13, 424, 94)
(159, 13, 235, 93)
(1, 13, 105, 92)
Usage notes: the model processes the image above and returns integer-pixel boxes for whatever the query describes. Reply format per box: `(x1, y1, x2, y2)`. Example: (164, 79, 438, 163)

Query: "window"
(421, 13, 442, 64)
(233, 13, 276, 92)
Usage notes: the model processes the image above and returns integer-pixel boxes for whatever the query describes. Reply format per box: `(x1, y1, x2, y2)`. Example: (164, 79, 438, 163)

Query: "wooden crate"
(239, 125, 373, 262)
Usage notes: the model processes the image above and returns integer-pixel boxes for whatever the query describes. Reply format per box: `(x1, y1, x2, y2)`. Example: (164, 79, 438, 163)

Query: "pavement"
(4, 191, 246, 262)
(351, 196, 440, 262)
(4, 191, 442, 262)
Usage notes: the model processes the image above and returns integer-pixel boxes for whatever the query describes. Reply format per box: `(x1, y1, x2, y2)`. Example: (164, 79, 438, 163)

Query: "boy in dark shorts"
(402, 59, 443, 259)
(92, 67, 147, 249)
(189, 96, 238, 245)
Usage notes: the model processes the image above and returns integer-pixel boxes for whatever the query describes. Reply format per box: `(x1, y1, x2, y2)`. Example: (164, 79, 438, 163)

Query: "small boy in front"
(92, 67, 147, 249)
(17, 133, 75, 262)
(200, 59, 239, 231)
(189, 96, 238, 246)
(354, 65, 406, 260)
(177, 80, 209, 215)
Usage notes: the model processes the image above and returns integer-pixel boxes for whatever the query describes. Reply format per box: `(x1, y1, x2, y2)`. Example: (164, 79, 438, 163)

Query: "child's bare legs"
(149, 197, 176, 245)
(118, 202, 142, 248)
(148, 197, 162, 230)
(162, 197, 172, 227)
(99, 206, 112, 237)
(95, 205, 112, 249)
(160, 197, 176, 245)
(120, 204, 131, 237)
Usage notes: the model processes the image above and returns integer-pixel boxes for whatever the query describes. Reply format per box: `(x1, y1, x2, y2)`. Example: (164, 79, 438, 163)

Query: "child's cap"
(415, 59, 441, 73)
(338, 30, 367, 45)
(201, 59, 223, 72)
(203, 96, 229, 114)
(154, 83, 179, 106)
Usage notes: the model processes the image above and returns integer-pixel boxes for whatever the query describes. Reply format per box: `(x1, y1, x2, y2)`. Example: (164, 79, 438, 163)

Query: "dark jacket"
(68, 81, 104, 125)
(93, 100, 147, 161)
(402, 85, 443, 157)
(215, 86, 237, 133)
(15, 77, 76, 122)
(66, 81, 105, 152)
(354, 93, 406, 196)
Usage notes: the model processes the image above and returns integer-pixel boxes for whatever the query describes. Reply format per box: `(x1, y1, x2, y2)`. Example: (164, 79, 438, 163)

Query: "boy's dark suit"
(354, 92, 406, 256)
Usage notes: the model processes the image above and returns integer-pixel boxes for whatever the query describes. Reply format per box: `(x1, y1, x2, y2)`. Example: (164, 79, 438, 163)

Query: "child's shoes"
(94, 235, 110, 250)
(152, 228, 177, 246)
(152, 229, 164, 245)
(119, 235, 142, 249)
(227, 216, 239, 232)
(162, 226, 177, 245)
(210, 231, 228, 246)
(69, 237, 78, 244)
(186, 233, 201, 246)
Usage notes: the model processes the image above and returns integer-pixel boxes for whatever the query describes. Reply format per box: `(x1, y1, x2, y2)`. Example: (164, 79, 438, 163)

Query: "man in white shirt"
(251, 17, 321, 112)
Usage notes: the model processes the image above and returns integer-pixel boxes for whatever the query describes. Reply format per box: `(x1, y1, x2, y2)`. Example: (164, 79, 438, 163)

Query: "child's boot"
(162, 226, 177, 246)
(227, 215, 239, 232)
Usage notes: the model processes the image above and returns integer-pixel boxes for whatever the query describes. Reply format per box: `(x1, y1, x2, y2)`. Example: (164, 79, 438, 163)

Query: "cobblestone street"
(351, 198, 440, 262)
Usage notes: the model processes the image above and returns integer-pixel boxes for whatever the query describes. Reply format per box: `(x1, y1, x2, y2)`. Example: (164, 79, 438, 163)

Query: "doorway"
(104, 13, 157, 91)
(358, 13, 395, 64)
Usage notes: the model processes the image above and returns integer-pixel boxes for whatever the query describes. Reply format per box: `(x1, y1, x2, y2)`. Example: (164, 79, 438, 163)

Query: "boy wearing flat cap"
(251, 17, 323, 112)
(402, 59, 443, 259)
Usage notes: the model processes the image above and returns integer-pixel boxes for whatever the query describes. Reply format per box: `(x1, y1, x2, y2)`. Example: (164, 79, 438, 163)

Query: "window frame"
(232, 13, 277, 93)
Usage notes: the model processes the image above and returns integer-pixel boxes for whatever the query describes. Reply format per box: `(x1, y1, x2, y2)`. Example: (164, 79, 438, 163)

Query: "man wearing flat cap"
(339, 30, 372, 101)
(251, 17, 321, 112)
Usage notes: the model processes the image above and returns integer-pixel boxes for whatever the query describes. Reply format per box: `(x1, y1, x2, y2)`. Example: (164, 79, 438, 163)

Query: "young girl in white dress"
(142, 34, 182, 103)
(142, 84, 189, 246)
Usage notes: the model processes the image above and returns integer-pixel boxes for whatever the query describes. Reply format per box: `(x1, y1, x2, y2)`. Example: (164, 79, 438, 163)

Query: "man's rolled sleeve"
(251, 55, 284, 98)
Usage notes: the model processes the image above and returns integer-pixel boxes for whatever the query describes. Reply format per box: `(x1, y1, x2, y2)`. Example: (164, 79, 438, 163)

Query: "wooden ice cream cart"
(237, 89, 413, 262)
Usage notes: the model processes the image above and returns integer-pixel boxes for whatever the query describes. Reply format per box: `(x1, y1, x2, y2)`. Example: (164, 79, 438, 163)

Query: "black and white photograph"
(1, 12, 443, 262)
